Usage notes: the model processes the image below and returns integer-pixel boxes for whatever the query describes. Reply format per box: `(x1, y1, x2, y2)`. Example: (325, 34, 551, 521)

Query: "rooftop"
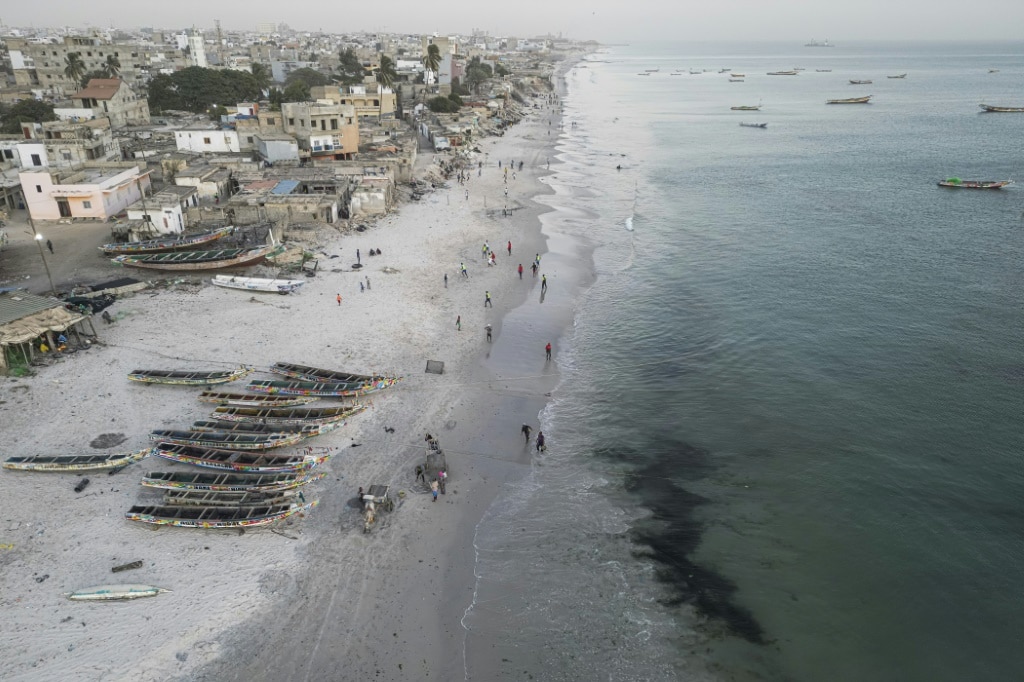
(69, 78, 123, 101)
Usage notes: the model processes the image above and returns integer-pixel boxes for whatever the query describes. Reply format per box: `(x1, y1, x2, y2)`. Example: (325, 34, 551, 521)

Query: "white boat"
(67, 584, 170, 601)
(212, 275, 305, 295)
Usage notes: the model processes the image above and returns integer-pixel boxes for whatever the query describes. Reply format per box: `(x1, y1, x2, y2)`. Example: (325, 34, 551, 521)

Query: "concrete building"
(270, 60, 318, 84)
(310, 84, 397, 120)
(20, 164, 151, 221)
(255, 134, 300, 164)
(57, 78, 151, 129)
(174, 128, 241, 154)
(173, 166, 233, 200)
(17, 119, 121, 169)
(125, 185, 198, 236)
(280, 102, 359, 160)
(188, 30, 208, 68)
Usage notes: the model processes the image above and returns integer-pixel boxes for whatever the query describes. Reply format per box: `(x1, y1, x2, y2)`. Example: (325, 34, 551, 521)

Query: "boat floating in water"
(767, 71, 798, 76)
(730, 105, 761, 111)
(849, 79, 872, 85)
(937, 178, 1012, 189)
(827, 96, 873, 104)
(739, 122, 768, 128)
(887, 74, 907, 79)
(979, 104, 1024, 113)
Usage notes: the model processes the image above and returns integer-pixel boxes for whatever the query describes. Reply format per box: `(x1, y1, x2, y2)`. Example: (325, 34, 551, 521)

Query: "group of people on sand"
(521, 424, 546, 452)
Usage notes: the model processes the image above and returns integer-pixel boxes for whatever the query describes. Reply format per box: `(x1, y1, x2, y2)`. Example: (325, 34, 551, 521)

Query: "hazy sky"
(3, 0, 1024, 42)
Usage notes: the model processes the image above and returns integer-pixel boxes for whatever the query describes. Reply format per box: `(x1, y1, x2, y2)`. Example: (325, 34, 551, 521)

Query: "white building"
(175, 128, 241, 154)
(188, 31, 208, 68)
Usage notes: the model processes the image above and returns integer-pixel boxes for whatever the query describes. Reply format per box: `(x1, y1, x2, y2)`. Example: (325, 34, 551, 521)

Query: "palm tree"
(421, 44, 441, 83)
(375, 55, 397, 89)
(102, 54, 121, 79)
(64, 52, 86, 85)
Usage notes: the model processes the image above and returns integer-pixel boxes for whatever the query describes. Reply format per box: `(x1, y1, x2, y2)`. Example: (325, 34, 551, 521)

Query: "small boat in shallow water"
(68, 584, 169, 601)
(937, 179, 1012, 189)
(3, 449, 149, 472)
(849, 79, 873, 85)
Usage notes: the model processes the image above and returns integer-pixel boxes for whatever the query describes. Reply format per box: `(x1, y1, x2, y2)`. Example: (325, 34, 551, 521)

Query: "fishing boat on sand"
(151, 442, 331, 473)
(125, 501, 318, 529)
(730, 105, 761, 111)
(111, 243, 283, 271)
(128, 367, 253, 386)
(739, 122, 768, 128)
(270, 362, 400, 387)
(937, 178, 1012, 189)
(68, 585, 169, 601)
(211, 275, 305, 295)
(197, 391, 319, 407)
(3, 449, 150, 472)
(149, 429, 306, 450)
(163, 488, 299, 507)
(247, 380, 387, 398)
(827, 96, 873, 104)
(99, 226, 234, 255)
(141, 470, 325, 492)
(978, 104, 1024, 113)
(211, 404, 366, 425)
(190, 419, 341, 439)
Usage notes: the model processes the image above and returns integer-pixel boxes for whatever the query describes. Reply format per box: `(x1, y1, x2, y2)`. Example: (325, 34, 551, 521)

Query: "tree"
(465, 67, 489, 94)
(283, 81, 311, 102)
(146, 73, 180, 112)
(146, 67, 260, 114)
(494, 63, 510, 77)
(0, 99, 57, 133)
(427, 95, 459, 114)
(336, 48, 365, 86)
(251, 63, 272, 92)
(422, 44, 441, 81)
(102, 54, 121, 79)
(79, 69, 107, 88)
(63, 52, 86, 85)
(448, 93, 463, 107)
(284, 67, 330, 90)
(375, 55, 397, 89)
(268, 87, 285, 110)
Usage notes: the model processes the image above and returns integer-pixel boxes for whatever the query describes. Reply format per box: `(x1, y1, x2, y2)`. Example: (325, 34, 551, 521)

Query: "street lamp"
(32, 232, 56, 297)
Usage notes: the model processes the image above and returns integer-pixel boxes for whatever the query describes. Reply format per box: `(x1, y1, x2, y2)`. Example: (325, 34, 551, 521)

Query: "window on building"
(61, 151, 72, 161)
(267, 117, 275, 125)
(31, 154, 42, 166)
(36, 185, 42, 193)
(331, 119, 338, 130)
(247, 136, 254, 143)
(204, 137, 211, 144)
(83, 200, 92, 209)
(87, 52, 92, 57)
(373, 100, 380, 106)
(288, 118, 295, 125)
(2, 150, 12, 159)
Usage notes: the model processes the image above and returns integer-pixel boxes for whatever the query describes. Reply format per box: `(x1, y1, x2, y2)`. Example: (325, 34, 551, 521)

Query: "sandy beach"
(0, 68, 579, 681)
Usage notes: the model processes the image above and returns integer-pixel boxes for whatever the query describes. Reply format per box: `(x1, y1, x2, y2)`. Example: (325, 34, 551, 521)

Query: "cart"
(361, 484, 394, 533)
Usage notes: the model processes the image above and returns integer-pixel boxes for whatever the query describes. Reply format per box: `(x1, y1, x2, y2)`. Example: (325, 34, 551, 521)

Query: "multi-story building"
(55, 78, 151, 129)
(17, 119, 121, 169)
(20, 164, 151, 221)
(280, 102, 359, 160)
(310, 83, 397, 120)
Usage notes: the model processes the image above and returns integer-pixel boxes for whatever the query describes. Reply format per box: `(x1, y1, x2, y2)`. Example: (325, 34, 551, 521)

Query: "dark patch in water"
(597, 439, 766, 644)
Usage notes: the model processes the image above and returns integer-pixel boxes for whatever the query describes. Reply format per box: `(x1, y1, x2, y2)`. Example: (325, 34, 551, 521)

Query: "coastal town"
(0, 23, 593, 681)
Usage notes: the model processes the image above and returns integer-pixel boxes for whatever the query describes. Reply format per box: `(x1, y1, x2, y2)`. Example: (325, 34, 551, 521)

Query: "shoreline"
(0, 57, 587, 682)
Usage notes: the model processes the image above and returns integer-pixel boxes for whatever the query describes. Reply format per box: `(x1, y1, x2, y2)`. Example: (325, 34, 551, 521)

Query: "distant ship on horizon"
(805, 38, 835, 47)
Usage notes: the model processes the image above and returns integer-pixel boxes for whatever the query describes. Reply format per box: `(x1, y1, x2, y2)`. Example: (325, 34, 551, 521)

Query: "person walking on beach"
(444, 273, 448, 288)
(456, 315, 461, 331)
(415, 465, 425, 483)
(485, 324, 492, 342)
(541, 275, 547, 293)
(461, 263, 469, 279)
(536, 431, 546, 452)
(360, 281, 365, 292)
(431, 479, 439, 502)
(356, 248, 360, 264)
(518, 263, 524, 279)
(531, 262, 538, 278)
(365, 276, 371, 290)
(336, 293, 342, 306)
(484, 291, 492, 307)
(507, 240, 512, 256)
(46, 239, 53, 254)
(545, 342, 552, 361)
(522, 424, 533, 443)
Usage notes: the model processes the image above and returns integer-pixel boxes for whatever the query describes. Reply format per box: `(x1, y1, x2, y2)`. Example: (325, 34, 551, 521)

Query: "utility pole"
(26, 209, 56, 296)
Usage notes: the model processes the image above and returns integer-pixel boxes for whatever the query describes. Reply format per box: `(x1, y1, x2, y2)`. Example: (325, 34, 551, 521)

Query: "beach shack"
(0, 290, 97, 373)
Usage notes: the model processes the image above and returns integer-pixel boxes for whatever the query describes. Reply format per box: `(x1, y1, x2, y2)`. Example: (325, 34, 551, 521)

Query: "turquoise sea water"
(464, 41, 1024, 681)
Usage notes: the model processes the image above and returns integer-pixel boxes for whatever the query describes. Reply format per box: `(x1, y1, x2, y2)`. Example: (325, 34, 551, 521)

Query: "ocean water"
(463, 41, 1024, 681)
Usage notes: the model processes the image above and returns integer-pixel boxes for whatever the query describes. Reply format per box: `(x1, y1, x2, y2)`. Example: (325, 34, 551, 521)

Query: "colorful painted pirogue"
(111, 244, 284, 271)
(197, 391, 319, 407)
(270, 362, 400, 387)
(99, 226, 234, 255)
(140, 470, 325, 492)
(125, 501, 318, 528)
(190, 419, 341, 440)
(247, 380, 391, 398)
(67, 584, 170, 601)
(149, 429, 304, 450)
(211, 404, 366, 425)
(151, 442, 330, 473)
(128, 367, 253, 386)
(3, 449, 150, 472)
(162, 489, 299, 507)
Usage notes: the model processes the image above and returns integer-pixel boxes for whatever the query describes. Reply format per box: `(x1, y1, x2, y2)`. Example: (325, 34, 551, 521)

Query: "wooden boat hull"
(197, 391, 319, 407)
(979, 104, 1024, 113)
(163, 489, 299, 507)
(112, 244, 283, 271)
(247, 380, 380, 398)
(151, 442, 331, 473)
(211, 404, 366, 425)
(730, 106, 760, 111)
(937, 180, 1012, 189)
(212, 275, 305, 294)
(67, 584, 169, 601)
(3, 449, 150, 472)
(269, 362, 397, 386)
(100, 226, 234, 255)
(739, 123, 768, 128)
(827, 96, 873, 104)
(141, 470, 325, 492)
(149, 429, 306, 450)
(125, 501, 318, 528)
(128, 367, 252, 386)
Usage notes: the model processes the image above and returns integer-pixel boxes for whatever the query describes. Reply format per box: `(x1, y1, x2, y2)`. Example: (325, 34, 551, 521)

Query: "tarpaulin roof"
(0, 292, 88, 346)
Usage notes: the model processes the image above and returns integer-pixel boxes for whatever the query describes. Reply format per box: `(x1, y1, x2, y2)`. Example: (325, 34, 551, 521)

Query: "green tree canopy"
(375, 55, 397, 89)
(63, 52, 85, 84)
(284, 67, 330, 90)
(250, 63, 272, 92)
(283, 81, 311, 102)
(0, 99, 57, 134)
(494, 63, 510, 77)
(79, 69, 107, 88)
(146, 67, 261, 113)
(422, 44, 441, 77)
(102, 54, 121, 79)
(336, 48, 366, 86)
(427, 95, 459, 114)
